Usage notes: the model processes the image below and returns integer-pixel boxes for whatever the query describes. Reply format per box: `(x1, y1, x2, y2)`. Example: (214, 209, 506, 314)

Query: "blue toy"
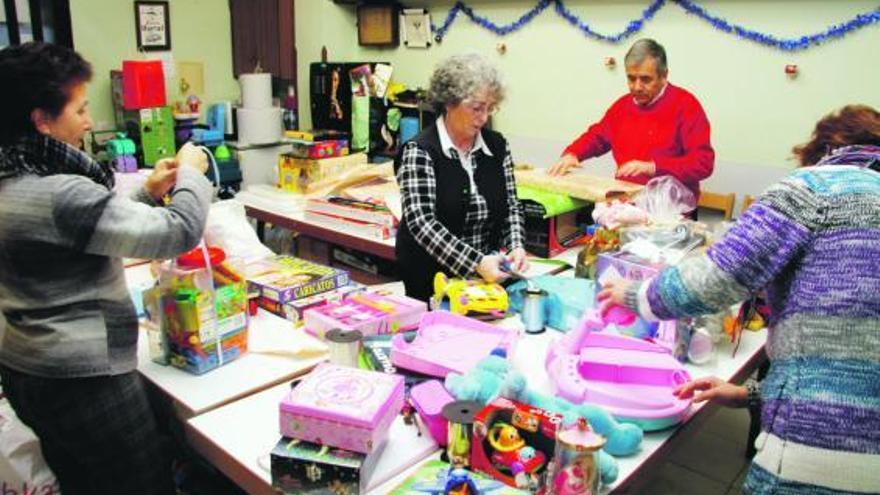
(444, 352, 644, 485)
(411, 467, 504, 494)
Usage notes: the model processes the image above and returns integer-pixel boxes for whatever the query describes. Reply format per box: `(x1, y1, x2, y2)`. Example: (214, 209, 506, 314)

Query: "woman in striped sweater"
(599, 104, 880, 494)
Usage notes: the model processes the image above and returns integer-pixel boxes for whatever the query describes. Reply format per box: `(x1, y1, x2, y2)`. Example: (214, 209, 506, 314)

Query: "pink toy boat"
(546, 307, 692, 431)
(391, 311, 518, 378)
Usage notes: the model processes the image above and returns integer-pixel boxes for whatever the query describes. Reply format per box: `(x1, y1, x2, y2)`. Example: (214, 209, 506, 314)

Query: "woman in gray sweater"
(0, 42, 211, 494)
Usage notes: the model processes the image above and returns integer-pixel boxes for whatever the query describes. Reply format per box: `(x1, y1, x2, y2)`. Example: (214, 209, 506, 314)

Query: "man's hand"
(673, 377, 749, 408)
(617, 160, 656, 178)
(144, 158, 179, 201)
(547, 153, 582, 176)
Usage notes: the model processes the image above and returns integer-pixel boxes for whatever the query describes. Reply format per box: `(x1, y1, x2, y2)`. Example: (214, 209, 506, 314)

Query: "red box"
(471, 398, 562, 491)
(122, 60, 166, 110)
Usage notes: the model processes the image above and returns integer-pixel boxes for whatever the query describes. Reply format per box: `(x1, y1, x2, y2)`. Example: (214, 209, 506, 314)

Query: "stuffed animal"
(445, 352, 644, 485)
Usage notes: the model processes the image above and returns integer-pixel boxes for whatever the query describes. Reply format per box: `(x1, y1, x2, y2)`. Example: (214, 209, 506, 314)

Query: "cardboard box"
(246, 255, 350, 304)
(594, 250, 663, 285)
(471, 398, 562, 491)
(303, 292, 426, 339)
(255, 284, 365, 325)
(270, 437, 384, 495)
(289, 139, 349, 159)
(278, 152, 367, 193)
(280, 363, 405, 454)
(522, 200, 593, 258)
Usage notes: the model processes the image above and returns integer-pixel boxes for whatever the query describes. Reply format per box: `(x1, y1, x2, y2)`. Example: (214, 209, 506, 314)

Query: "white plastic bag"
(633, 176, 696, 224)
(203, 199, 274, 264)
(0, 397, 60, 494)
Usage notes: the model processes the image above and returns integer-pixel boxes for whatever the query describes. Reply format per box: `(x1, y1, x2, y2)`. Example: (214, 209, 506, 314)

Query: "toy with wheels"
(433, 272, 508, 319)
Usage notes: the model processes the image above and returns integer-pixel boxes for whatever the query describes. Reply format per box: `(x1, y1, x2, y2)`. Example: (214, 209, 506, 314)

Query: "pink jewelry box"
(409, 379, 455, 446)
(279, 363, 405, 454)
(303, 291, 427, 339)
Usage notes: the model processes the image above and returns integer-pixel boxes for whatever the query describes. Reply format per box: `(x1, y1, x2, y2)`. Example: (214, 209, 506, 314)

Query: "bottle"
(282, 85, 298, 131)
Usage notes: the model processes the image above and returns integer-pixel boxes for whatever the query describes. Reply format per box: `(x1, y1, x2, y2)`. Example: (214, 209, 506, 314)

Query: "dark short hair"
(0, 42, 92, 144)
(792, 105, 880, 167)
(625, 38, 668, 75)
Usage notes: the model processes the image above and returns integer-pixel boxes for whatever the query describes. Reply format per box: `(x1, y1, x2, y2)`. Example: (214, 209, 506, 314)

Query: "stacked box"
(255, 284, 365, 324)
(289, 139, 349, 159)
(279, 363, 404, 454)
(278, 152, 367, 193)
(246, 255, 350, 304)
(303, 292, 426, 339)
(270, 437, 384, 495)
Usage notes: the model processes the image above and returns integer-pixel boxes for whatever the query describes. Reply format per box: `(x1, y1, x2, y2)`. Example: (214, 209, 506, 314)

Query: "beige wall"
(71, 0, 239, 130)
(295, 0, 879, 172)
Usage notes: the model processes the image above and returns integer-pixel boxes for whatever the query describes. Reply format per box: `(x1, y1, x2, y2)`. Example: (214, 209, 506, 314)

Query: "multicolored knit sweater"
(626, 145, 880, 494)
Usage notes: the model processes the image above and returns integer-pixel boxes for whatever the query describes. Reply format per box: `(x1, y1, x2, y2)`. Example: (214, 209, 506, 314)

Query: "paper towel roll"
(239, 73, 272, 109)
(236, 107, 282, 145)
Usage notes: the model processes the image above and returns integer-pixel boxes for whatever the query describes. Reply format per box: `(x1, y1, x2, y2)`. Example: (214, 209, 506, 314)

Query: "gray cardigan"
(0, 167, 212, 377)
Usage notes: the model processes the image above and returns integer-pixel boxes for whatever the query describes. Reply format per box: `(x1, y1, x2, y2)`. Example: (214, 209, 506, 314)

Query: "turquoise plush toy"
(445, 351, 644, 485)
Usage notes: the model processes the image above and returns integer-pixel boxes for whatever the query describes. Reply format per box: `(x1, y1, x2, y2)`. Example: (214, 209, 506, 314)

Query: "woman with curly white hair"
(394, 53, 526, 301)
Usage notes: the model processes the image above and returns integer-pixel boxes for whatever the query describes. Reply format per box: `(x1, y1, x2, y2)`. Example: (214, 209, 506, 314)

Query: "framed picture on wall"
(135, 1, 171, 51)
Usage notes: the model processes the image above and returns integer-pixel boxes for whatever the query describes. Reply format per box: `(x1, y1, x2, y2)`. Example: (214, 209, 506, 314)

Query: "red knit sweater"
(563, 83, 714, 198)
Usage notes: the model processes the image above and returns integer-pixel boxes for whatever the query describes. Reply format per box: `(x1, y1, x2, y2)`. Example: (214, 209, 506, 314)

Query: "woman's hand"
(506, 247, 529, 273)
(176, 142, 208, 174)
(476, 254, 508, 283)
(673, 377, 748, 408)
(144, 158, 179, 201)
(597, 279, 634, 315)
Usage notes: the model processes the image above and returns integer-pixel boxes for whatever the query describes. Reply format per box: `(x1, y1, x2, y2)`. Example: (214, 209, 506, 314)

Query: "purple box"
(279, 363, 404, 454)
(303, 292, 426, 339)
(595, 251, 663, 284)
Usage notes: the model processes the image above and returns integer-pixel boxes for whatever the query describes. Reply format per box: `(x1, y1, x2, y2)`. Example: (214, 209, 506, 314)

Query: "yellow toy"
(433, 273, 509, 318)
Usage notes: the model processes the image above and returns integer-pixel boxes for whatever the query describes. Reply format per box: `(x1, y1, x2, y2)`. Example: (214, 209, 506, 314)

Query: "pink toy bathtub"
(546, 308, 692, 431)
(279, 363, 404, 454)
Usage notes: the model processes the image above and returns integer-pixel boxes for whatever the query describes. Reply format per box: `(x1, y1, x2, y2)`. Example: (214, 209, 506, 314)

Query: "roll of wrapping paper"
(442, 400, 481, 469)
(325, 329, 363, 368)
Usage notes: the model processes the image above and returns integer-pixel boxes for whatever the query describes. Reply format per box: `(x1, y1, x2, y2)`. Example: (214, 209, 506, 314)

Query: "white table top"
(186, 381, 439, 495)
(128, 264, 330, 418)
(185, 310, 766, 494)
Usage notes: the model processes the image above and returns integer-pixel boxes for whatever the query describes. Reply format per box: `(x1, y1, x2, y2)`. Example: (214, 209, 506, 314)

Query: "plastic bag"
(204, 200, 273, 264)
(0, 397, 60, 494)
(632, 176, 696, 224)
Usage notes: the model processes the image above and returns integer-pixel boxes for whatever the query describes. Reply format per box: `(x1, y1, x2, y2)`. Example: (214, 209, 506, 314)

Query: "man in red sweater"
(548, 39, 714, 200)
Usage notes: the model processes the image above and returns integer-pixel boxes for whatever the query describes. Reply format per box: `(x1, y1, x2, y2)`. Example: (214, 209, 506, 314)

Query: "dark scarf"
(817, 144, 880, 172)
(0, 133, 114, 189)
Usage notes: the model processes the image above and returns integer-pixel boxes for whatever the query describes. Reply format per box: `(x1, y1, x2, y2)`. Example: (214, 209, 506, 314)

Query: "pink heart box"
(279, 363, 405, 454)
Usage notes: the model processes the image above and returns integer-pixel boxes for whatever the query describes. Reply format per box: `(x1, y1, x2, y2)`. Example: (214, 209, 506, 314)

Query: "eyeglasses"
(462, 99, 499, 116)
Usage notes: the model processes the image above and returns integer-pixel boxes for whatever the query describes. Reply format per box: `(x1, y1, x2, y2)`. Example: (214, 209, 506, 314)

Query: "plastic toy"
(486, 423, 546, 476)
(444, 352, 645, 485)
(433, 272, 508, 319)
(546, 307, 693, 431)
(106, 132, 137, 173)
(411, 467, 504, 494)
(390, 311, 518, 378)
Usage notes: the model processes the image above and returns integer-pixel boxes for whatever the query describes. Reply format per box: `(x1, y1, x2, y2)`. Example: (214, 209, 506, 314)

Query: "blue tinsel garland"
(430, 0, 880, 51)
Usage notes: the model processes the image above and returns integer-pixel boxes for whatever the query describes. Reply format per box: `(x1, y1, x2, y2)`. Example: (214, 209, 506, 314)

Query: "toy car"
(433, 273, 509, 319)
